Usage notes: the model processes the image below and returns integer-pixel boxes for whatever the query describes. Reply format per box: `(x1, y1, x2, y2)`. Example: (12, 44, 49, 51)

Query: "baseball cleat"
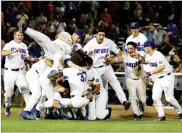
(154, 116, 166, 121)
(47, 70, 62, 80)
(5, 107, 10, 117)
(134, 114, 143, 120)
(179, 113, 182, 121)
(104, 107, 112, 120)
(20, 110, 35, 120)
(17, 17, 27, 32)
(123, 101, 131, 110)
(32, 108, 41, 119)
(137, 100, 144, 112)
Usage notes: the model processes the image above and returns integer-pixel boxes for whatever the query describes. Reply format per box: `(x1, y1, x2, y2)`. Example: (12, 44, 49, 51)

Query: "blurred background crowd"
(1, 1, 182, 107)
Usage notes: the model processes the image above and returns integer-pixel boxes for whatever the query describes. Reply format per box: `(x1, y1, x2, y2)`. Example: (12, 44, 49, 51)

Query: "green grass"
(1, 108, 182, 132)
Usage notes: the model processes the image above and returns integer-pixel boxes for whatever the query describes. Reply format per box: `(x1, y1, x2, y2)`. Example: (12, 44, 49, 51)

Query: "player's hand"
(87, 51, 94, 56)
(14, 48, 20, 53)
(77, 66, 87, 72)
(104, 57, 111, 64)
(55, 85, 65, 92)
(130, 53, 140, 59)
(34, 58, 39, 62)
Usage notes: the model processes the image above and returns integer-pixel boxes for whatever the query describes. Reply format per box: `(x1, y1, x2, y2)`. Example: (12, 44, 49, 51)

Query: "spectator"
(99, 8, 112, 28)
(55, 2, 65, 18)
(153, 24, 168, 49)
(140, 22, 154, 40)
(167, 20, 178, 46)
(108, 1, 120, 15)
(16, 3, 29, 21)
(176, 61, 182, 73)
(28, 41, 42, 67)
(28, 15, 36, 29)
(35, 12, 47, 31)
(84, 29, 93, 44)
(57, 17, 67, 33)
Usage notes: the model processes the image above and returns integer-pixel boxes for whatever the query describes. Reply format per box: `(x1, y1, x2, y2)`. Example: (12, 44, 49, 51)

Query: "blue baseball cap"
(144, 40, 156, 48)
(74, 29, 84, 38)
(130, 22, 140, 28)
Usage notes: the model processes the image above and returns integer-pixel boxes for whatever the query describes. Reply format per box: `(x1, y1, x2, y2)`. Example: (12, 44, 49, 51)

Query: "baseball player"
(136, 40, 182, 121)
(1, 29, 38, 117)
(83, 27, 131, 110)
(20, 58, 49, 120)
(105, 41, 146, 120)
(125, 22, 147, 57)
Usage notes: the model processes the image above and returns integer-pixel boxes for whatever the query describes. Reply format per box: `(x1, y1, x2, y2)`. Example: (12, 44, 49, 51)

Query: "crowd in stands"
(1, 1, 182, 71)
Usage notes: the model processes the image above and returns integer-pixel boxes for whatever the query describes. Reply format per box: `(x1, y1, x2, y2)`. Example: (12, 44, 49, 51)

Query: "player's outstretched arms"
(104, 56, 123, 64)
(25, 56, 39, 62)
(1, 48, 20, 56)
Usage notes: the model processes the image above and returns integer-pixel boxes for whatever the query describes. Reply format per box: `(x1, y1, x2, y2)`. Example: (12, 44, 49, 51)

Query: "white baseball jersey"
(63, 67, 89, 96)
(83, 38, 120, 67)
(31, 59, 48, 75)
(3, 40, 29, 69)
(122, 53, 141, 79)
(125, 33, 147, 56)
(145, 50, 173, 77)
(72, 43, 82, 52)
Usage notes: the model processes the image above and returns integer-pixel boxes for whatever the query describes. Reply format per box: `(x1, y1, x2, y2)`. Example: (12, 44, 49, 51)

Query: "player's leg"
(152, 79, 165, 120)
(102, 78, 109, 90)
(16, 71, 31, 104)
(4, 70, 16, 116)
(102, 65, 130, 109)
(88, 97, 96, 120)
(24, 69, 42, 111)
(162, 75, 182, 117)
(136, 78, 146, 116)
(71, 95, 90, 108)
(126, 78, 141, 119)
(95, 89, 111, 120)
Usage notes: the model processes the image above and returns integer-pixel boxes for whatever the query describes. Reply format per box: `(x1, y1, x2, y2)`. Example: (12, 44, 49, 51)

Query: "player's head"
(130, 22, 140, 37)
(70, 51, 86, 67)
(95, 27, 105, 44)
(85, 56, 93, 70)
(13, 29, 24, 43)
(72, 29, 84, 43)
(144, 40, 156, 53)
(127, 41, 137, 54)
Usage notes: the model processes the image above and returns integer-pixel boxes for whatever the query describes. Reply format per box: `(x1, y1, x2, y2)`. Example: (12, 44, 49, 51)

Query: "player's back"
(63, 67, 88, 96)
(53, 38, 71, 55)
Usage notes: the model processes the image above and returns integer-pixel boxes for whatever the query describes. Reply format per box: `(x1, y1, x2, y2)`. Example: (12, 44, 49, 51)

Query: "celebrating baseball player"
(2, 29, 38, 117)
(105, 41, 146, 120)
(83, 27, 131, 110)
(133, 40, 182, 121)
(125, 22, 147, 57)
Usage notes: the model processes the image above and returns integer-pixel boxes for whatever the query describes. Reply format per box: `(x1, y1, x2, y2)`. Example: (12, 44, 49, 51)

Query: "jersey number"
(77, 72, 86, 82)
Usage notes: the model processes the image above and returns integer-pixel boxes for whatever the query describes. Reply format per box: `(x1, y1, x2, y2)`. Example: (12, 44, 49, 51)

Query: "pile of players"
(2, 17, 182, 121)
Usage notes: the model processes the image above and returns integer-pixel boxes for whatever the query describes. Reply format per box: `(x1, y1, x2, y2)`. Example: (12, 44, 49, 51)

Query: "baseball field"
(2, 105, 182, 132)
